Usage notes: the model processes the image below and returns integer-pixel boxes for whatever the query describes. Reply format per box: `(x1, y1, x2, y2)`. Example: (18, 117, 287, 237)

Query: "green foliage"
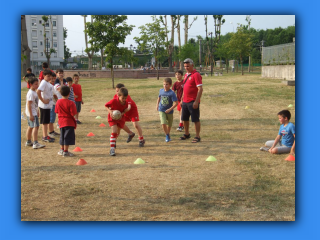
(179, 43, 198, 64)
(63, 27, 72, 63)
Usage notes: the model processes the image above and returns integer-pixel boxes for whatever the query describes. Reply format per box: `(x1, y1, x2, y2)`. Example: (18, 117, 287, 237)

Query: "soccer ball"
(112, 110, 122, 120)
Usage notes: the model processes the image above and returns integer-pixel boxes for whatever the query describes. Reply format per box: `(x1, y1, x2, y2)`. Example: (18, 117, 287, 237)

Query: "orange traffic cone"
(285, 154, 295, 161)
(90, 109, 96, 112)
(76, 159, 87, 165)
(73, 146, 83, 152)
(87, 132, 95, 137)
(99, 123, 106, 127)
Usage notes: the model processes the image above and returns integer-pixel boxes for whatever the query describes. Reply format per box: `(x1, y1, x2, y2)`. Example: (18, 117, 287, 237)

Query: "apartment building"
(25, 15, 64, 70)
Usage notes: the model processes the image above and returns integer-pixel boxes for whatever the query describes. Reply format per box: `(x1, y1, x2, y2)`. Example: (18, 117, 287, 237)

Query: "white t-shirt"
(25, 89, 38, 117)
(38, 80, 53, 109)
(54, 83, 63, 100)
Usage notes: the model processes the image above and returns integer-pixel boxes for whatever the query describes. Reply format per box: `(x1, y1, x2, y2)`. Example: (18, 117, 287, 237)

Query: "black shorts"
(75, 101, 81, 113)
(60, 126, 75, 146)
(39, 108, 51, 124)
(181, 101, 200, 122)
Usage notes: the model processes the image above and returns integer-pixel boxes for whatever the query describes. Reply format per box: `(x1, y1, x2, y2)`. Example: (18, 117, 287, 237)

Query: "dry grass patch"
(21, 74, 295, 221)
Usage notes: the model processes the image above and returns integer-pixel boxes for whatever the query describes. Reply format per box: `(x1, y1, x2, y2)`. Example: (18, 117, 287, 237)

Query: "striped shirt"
(68, 86, 76, 103)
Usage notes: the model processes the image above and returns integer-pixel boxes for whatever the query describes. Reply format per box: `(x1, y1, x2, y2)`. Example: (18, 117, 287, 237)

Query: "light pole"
(230, 21, 234, 33)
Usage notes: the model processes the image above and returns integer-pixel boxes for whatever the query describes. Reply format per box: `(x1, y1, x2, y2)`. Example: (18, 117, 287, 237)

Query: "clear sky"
(63, 15, 295, 56)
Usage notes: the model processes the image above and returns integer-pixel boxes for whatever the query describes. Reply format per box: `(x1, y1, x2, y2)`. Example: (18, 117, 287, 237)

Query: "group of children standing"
(24, 63, 83, 157)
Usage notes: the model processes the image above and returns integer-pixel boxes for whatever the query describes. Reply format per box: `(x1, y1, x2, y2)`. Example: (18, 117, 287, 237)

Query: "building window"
(32, 41, 37, 48)
(40, 52, 43, 56)
(53, 42, 57, 48)
(53, 32, 57, 37)
(39, 20, 42, 24)
(54, 52, 57, 58)
(45, 31, 49, 38)
(32, 19, 36, 26)
(32, 30, 37, 37)
(53, 21, 56, 27)
(40, 30, 42, 36)
(45, 22, 49, 27)
(32, 52, 38, 59)
(40, 41, 43, 46)
(46, 42, 50, 48)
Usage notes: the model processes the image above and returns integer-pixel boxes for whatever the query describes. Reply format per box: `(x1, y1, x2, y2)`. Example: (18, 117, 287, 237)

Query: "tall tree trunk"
(169, 16, 176, 72)
(111, 58, 114, 88)
(241, 56, 243, 75)
(226, 58, 228, 73)
(177, 16, 182, 70)
(184, 15, 188, 45)
(100, 48, 104, 69)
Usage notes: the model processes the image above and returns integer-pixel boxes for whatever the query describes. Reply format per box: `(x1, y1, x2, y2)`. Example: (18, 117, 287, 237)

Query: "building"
(25, 15, 64, 71)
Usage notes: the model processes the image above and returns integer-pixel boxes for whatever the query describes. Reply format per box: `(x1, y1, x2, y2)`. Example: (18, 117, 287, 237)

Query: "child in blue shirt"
(156, 78, 178, 142)
(260, 110, 295, 155)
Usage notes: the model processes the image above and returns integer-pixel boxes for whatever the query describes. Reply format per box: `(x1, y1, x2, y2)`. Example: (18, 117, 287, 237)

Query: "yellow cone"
(245, 106, 249, 109)
(288, 104, 293, 108)
(206, 156, 217, 162)
(134, 158, 145, 164)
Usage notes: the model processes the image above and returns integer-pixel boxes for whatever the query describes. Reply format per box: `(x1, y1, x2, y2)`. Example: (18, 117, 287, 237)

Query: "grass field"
(21, 72, 295, 221)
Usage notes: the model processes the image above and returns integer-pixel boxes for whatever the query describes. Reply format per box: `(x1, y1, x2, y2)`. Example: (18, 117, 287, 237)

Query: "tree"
(134, 16, 167, 80)
(42, 15, 56, 66)
(63, 27, 72, 65)
(86, 15, 134, 88)
(183, 15, 197, 45)
(245, 15, 252, 72)
(82, 15, 95, 70)
(176, 15, 183, 70)
(226, 25, 253, 75)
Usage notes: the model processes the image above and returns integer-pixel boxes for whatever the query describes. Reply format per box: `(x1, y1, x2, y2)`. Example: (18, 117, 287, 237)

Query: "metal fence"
(262, 42, 295, 65)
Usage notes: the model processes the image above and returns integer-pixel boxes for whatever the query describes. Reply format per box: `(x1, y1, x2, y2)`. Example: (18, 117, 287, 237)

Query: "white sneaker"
(25, 141, 33, 147)
(33, 142, 45, 149)
(48, 133, 56, 138)
(58, 149, 64, 155)
(260, 147, 270, 152)
(63, 151, 75, 157)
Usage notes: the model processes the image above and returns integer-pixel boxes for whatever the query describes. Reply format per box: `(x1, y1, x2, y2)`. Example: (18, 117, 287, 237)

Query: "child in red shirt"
(105, 87, 130, 156)
(113, 83, 145, 147)
(55, 85, 77, 157)
(172, 70, 184, 132)
(72, 74, 84, 124)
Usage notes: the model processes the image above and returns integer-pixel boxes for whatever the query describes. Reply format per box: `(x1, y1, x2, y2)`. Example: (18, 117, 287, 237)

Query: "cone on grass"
(96, 116, 102, 119)
(288, 104, 293, 108)
(245, 106, 249, 109)
(73, 147, 83, 152)
(285, 154, 295, 161)
(76, 159, 87, 165)
(87, 132, 95, 137)
(90, 109, 96, 112)
(206, 156, 217, 162)
(134, 158, 145, 164)
(99, 123, 106, 127)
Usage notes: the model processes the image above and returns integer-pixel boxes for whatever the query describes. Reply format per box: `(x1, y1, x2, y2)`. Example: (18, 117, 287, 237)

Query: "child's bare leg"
(64, 145, 69, 152)
(42, 124, 48, 138)
(167, 126, 171, 135)
(132, 122, 143, 137)
(49, 123, 54, 133)
(122, 124, 132, 134)
(26, 127, 32, 141)
(161, 124, 169, 135)
(75, 113, 79, 120)
(33, 127, 39, 142)
(179, 111, 183, 124)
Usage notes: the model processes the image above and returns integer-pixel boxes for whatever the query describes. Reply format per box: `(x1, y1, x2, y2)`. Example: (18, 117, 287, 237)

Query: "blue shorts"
(27, 115, 40, 128)
(50, 104, 56, 123)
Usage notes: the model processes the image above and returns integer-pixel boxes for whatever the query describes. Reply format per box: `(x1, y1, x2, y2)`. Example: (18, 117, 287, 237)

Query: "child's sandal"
(180, 134, 191, 140)
(192, 137, 201, 143)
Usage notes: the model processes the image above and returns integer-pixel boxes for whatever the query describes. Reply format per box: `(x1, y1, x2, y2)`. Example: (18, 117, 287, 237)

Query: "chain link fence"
(262, 42, 295, 65)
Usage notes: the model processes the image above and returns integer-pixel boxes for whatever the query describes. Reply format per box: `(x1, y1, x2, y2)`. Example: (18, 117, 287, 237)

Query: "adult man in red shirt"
(180, 58, 203, 143)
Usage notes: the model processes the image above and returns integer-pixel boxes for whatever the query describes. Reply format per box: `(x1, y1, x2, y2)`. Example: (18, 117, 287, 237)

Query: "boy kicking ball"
(260, 110, 295, 155)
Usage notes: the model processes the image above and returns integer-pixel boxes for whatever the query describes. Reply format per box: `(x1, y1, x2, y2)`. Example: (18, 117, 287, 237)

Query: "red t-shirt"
(72, 84, 82, 102)
(55, 99, 77, 128)
(182, 70, 203, 103)
(172, 81, 184, 102)
(39, 69, 55, 81)
(113, 94, 138, 118)
(105, 98, 128, 123)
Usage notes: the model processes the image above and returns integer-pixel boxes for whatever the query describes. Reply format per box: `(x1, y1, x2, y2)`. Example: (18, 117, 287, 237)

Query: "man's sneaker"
(260, 147, 270, 152)
(63, 151, 75, 157)
(165, 135, 171, 142)
(176, 126, 184, 132)
(58, 149, 64, 155)
(53, 131, 60, 136)
(127, 133, 135, 143)
(110, 148, 116, 156)
(25, 141, 33, 147)
(42, 136, 55, 143)
(76, 120, 82, 124)
(33, 142, 45, 149)
(139, 139, 145, 147)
